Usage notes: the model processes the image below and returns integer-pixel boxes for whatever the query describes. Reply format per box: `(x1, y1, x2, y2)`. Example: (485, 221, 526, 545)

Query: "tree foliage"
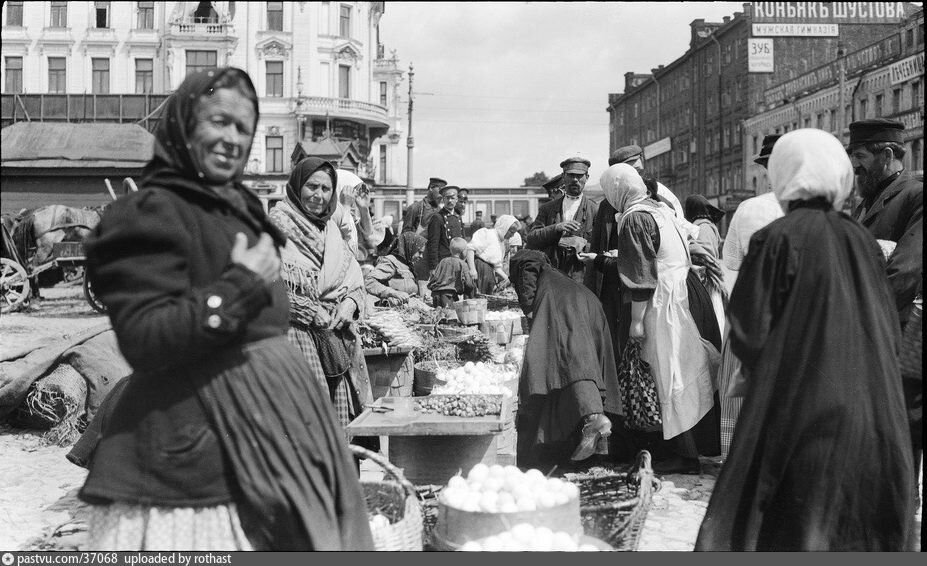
(522, 171, 550, 187)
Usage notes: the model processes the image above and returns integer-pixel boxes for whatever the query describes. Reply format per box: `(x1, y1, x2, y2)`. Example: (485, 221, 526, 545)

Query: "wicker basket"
(478, 293, 520, 311)
(351, 444, 424, 551)
(568, 450, 660, 551)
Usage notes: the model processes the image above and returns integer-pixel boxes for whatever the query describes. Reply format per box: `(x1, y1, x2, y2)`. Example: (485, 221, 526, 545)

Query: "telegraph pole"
(837, 43, 846, 144)
(405, 63, 415, 206)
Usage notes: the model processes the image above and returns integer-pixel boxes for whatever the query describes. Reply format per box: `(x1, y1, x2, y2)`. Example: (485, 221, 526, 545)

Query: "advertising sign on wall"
(888, 52, 925, 86)
(748, 38, 775, 72)
(644, 137, 671, 159)
(752, 2, 908, 24)
(752, 23, 838, 36)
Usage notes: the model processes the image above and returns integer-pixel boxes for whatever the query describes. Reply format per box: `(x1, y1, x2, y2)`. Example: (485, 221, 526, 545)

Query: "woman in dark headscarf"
(268, 157, 374, 437)
(695, 129, 914, 551)
(81, 68, 373, 550)
(364, 231, 427, 306)
(509, 249, 623, 468)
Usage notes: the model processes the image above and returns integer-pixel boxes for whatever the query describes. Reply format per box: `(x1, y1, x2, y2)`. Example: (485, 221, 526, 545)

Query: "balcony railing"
(295, 96, 388, 124)
(169, 20, 234, 36)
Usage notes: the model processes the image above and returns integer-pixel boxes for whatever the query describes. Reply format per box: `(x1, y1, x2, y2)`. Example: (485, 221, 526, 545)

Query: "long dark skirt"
(195, 336, 374, 551)
(474, 256, 497, 294)
(516, 380, 604, 468)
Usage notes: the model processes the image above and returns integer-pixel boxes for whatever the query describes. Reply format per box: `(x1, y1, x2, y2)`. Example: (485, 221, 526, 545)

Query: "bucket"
(453, 298, 487, 326)
(479, 319, 514, 345)
(413, 360, 461, 396)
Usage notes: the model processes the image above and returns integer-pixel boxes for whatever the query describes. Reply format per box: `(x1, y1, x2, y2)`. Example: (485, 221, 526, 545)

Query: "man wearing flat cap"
(847, 118, 923, 508)
(526, 157, 598, 284)
(402, 176, 447, 236)
(540, 174, 564, 204)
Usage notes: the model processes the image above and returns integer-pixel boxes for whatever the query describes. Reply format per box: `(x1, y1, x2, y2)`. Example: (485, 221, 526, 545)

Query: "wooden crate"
(364, 346, 415, 399)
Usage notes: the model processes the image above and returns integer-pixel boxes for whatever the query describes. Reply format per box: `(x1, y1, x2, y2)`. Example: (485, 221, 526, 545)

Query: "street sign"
(748, 38, 775, 72)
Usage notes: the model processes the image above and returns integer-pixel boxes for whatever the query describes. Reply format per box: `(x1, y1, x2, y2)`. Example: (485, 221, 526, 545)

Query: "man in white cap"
(526, 156, 598, 283)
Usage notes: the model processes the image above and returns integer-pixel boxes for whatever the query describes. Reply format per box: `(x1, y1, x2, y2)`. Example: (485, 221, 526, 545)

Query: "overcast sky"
(379, 1, 745, 188)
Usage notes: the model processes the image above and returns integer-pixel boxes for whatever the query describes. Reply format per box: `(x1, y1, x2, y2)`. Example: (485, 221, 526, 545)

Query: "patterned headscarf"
(393, 231, 427, 267)
(285, 157, 339, 229)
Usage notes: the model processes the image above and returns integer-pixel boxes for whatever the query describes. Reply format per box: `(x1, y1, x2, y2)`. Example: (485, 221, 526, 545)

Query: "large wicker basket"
(351, 444, 424, 551)
(567, 450, 660, 551)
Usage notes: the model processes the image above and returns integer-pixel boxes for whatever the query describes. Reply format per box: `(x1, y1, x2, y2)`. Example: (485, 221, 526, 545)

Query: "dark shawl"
(684, 194, 724, 225)
(394, 231, 427, 268)
(695, 202, 914, 551)
(142, 67, 285, 247)
(148, 69, 371, 550)
(285, 157, 339, 230)
(510, 250, 621, 413)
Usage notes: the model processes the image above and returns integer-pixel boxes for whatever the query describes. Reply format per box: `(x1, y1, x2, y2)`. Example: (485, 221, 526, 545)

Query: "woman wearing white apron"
(582, 164, 716, 474)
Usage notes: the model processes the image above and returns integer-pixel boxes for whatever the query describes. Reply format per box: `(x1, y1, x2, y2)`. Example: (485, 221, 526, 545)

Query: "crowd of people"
(70, 67, 920, 552)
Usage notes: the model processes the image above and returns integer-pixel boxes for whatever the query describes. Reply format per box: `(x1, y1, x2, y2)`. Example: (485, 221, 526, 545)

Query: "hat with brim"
(439, 185, 460, 196)
(559, 157, 591, 175)
(848, 118, 905, 148)
(609, 145, 643, 166)
(754, 134, 782, 166)
(429, 177, 448, 187)
(542, 173, 563, 190)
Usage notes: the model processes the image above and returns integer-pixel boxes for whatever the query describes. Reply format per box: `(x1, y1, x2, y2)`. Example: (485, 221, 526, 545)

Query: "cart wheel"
(83, 276, 107, 314)
(1, 257, 31, 314)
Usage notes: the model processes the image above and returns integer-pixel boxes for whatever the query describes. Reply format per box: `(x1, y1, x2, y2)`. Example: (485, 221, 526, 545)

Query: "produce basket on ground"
(413, 360, 462, 396)
(453, 298, 487, 325)
(350, 444, 424, 551)
(565, 450, 660, 551)
(477, 292, 520, 311)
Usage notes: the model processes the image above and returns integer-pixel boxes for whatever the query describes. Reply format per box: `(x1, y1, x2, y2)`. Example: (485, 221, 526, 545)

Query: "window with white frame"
(186, 50, 218, 76)
(6, 1, 24, 26)
(267, 2, 283, 31)
(266, 61, 283, 97)
(137, 1, 154, 29)
(266, 136, 284, 172)
(379, 81, 388, 106)
(48, 57, 67, 93)
(135, 58, 153, 94)
(50, 1, 68, 27)
(94, 1, 110, 28)
(339, 4, 351, 38)
(92, 58, 110, 94)
(5, 57, 23, 93)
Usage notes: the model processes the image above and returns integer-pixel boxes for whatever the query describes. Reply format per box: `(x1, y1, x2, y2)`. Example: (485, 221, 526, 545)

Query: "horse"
(11, 205, 104, 294)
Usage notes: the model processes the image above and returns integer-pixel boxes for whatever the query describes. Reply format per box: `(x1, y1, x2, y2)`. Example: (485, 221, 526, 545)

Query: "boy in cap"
(846, 118, 923, 517)
(526, 157, 598, 284)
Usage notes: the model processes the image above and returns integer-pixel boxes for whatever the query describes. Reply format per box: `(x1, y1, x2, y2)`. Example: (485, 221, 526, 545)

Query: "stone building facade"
(0, 1, 407, 187)
(607, 2, 916, 223)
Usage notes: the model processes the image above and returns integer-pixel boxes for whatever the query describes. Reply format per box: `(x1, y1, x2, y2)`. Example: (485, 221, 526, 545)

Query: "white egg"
(464, 361, 475, 371)
(447, 475, 468, 491)
(498, 502, 519, 514)
(510, 523, 536, 543)
(468, 463, 490, 483)
(482, 477, 503, 492)
(515, 495, 536, 512)
(478, 491, 499, 512)
(460, 541, 482, 552)
(523, 468, 545, 484)
(537, 491, 558, 509)
(562, 482, 580, 501)
(488, 464, 506, 479)
(481, 535, 503, 552)
(497, 491, 516, 508)
(551, 531, 577, 551)
(545, 477, 565, 492)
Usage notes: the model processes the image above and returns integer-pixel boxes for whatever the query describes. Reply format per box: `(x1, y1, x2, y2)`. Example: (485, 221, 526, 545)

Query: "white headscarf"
(599, 163, 649, 223)
(493, 214, 519, 240)
(768, 129, 854, 212)
(335, 169, 364, 201)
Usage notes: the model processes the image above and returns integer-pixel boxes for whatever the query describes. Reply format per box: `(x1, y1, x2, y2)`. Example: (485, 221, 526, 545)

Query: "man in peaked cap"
(846, 118, 923, 510)
(526, 157, 599, 284)
(753, 134, 782, 168)
(401, 176, 447, 236)
(609, 144, 685, 220)
(541, 173, 564, 203)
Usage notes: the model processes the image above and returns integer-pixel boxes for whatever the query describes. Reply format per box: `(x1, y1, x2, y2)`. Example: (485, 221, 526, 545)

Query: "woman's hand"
(330, 299, 358, 330)
(469, 268, 479, 281)
(577, 252, 597, 264)
(231, 232, 279, 285)
(629, 320, 645, 339)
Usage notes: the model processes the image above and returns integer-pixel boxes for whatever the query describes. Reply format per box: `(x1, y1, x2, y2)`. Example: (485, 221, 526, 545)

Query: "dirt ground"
(0, 283, 920, 552)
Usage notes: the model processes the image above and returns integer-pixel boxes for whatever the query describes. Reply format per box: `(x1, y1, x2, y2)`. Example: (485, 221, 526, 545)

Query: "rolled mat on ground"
(0, 324, 131, 444)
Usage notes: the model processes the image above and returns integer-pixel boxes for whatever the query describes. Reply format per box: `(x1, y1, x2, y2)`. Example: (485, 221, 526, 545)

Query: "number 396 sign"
(749, 38, 775, 72)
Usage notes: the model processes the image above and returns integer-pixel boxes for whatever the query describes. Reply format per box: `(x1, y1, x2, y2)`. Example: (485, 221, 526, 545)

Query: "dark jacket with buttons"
(80, 182, 289, 506)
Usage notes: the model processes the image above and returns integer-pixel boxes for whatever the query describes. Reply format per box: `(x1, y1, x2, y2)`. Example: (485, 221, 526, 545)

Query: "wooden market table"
(345, 395, 514, 486)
